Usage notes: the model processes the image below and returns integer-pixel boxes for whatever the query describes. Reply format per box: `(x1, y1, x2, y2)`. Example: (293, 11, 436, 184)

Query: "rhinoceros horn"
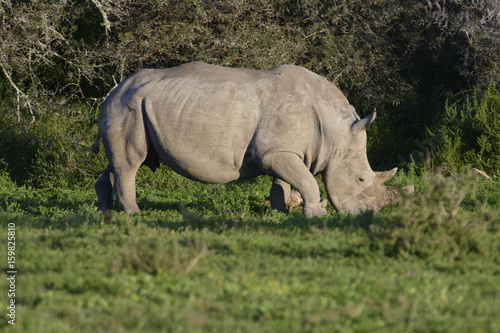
(375, 167, 398, 184)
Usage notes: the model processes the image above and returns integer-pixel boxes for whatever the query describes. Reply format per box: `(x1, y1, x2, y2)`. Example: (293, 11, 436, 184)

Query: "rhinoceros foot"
(304, 199, 328, 217)
(286, 191, 303, 210)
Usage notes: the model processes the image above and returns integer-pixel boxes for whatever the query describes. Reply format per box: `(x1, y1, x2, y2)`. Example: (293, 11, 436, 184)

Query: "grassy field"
(0, 166, 499, 332)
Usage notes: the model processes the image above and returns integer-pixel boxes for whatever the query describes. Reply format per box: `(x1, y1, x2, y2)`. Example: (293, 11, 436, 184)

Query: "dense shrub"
(0, 109, 107, 186)
(426, 84, 500, 175)
(367, 171, 499, 261)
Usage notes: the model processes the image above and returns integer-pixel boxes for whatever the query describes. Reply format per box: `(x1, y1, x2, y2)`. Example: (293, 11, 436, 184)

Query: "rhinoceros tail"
(90, 132, 101, 154)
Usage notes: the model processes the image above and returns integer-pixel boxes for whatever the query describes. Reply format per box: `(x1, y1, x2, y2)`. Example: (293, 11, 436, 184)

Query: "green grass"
(0, 166, 499, 332)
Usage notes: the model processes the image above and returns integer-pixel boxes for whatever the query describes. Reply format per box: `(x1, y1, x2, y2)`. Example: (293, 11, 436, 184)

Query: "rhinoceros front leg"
(261, 153, 327, 217)
(269, 179, 306, 214)
(269, 178, 291, 214)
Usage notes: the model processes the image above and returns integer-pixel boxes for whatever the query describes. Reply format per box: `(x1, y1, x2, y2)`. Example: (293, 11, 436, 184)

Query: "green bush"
(427, 84, 500, 176)
(0, 108, 107, 186)
(367, 171, 499, 261)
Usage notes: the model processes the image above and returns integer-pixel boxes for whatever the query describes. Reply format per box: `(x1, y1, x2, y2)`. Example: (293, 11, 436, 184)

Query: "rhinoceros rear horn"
(400, 184, 415, 195)
(385, 184, 415, 205)
(351, 112, 376, 134)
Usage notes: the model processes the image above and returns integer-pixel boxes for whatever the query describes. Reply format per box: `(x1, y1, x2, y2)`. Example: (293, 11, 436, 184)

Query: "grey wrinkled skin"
(94, 62, 414, 217)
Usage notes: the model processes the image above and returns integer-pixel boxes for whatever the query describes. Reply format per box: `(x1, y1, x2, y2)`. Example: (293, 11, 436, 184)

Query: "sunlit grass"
(0, 166, 499, 332)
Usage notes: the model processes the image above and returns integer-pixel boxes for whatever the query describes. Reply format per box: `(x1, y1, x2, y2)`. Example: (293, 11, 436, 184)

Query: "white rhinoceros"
(93, 62, 414, 217)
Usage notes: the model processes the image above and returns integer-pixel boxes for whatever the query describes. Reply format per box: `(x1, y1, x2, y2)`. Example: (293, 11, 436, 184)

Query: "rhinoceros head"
(322, 112, 414, 214)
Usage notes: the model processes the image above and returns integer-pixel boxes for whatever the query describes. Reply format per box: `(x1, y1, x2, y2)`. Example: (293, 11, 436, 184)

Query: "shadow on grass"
(5, 192, 377, 233)
(155, 209, 379, 238)
(136, 197, 184, 213)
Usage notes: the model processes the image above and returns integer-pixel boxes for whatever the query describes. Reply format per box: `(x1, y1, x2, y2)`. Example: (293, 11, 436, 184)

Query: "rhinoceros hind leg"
(95, 165, 114, 212)
(269, 178, 291, 214)
(261, 152, 327, 217)
(112, 167, 141, 214)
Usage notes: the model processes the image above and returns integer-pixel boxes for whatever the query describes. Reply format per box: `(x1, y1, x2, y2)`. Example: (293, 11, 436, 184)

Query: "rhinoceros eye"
(358, 177, 365, 182)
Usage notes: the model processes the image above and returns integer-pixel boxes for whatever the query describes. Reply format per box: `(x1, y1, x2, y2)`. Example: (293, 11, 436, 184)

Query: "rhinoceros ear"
(351, 112, 376, 134)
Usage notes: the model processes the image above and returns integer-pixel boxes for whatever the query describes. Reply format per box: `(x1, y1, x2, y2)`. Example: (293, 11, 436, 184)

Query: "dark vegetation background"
(0, 0, 499, 187)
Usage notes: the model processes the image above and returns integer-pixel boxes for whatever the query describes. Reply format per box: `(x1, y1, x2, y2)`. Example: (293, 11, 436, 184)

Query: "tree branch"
(90, 0, 112, 36)
(0, 60, 36, 124)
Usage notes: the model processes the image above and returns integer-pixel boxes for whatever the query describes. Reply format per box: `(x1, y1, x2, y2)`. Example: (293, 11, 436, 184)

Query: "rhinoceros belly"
(142, 78, 265, 183)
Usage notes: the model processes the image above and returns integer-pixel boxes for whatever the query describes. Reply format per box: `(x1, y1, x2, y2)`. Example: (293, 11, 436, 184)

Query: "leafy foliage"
(367, 171, 499, 261)
(427, 84, 500, 175)
(0, 108, 106, 186)
(3, 0, 498, 109)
